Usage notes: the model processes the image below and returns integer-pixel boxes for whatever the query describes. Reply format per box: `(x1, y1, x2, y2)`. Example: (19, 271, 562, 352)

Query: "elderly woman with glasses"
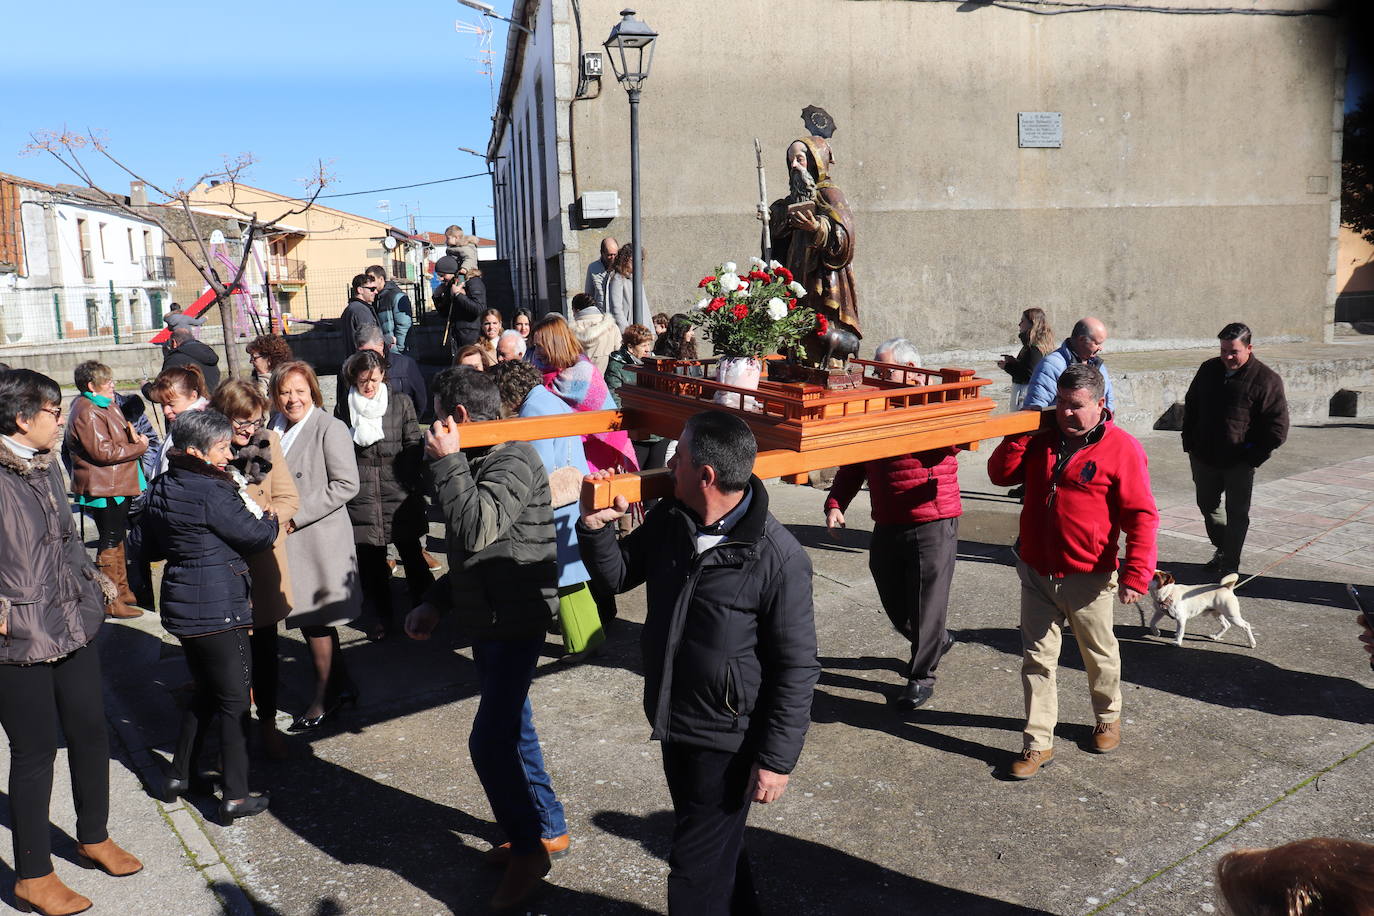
(210, 378, 300, 759)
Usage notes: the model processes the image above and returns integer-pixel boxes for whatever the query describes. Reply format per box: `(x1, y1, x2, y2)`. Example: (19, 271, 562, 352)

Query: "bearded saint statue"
(768, 135, 860, 367)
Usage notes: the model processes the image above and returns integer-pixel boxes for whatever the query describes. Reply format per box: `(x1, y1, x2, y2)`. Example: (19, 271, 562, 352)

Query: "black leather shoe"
(940, 631, 956, 659)
(218, 793, 270, 826)
(891, 681, 934, 710)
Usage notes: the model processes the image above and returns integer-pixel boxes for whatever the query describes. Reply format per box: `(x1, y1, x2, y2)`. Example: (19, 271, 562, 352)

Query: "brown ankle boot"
(76, 837, 143, 877)
(490, 850, 551, 910)
(95, 547, 142, 620)
(13, 872, 92, 915)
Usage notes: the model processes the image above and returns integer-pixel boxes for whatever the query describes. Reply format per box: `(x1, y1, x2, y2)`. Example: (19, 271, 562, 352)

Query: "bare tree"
(24, 128, 332, 378)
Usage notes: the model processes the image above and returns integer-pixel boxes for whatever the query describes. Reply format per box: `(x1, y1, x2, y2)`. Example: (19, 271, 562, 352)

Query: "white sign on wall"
(1018, 112, 1062, 149)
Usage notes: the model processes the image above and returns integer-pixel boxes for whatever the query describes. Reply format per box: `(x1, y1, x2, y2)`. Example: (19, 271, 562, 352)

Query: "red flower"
(749, 270, 769, 282)
(787, 298, 797, 311)
(815, 314, 829, 336)
(776, 266, 794, 282)
(732, 303, 749, 321)
(698, 276, 716, 288)
(707, 297, 726, 312)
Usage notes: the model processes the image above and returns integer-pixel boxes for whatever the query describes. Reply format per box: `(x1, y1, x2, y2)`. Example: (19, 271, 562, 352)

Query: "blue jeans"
(470, 638, 566, 853)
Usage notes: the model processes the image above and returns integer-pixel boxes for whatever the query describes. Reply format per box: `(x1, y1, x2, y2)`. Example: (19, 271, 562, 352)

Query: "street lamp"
(604, 8, 657, 327)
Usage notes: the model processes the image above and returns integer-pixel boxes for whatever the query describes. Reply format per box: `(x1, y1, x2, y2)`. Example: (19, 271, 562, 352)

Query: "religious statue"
(768, 114, 860, 368)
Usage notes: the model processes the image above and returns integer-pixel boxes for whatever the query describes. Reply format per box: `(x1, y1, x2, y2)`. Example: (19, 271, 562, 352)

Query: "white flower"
(769, 259, 782, 270)
(766, 297, 787, 320)
(788, 280, 806, 297)
(695, 297, 711, 310)
(749, 257, 766, 269)
(722, 261, 737, 274)
(718, 272, 740, 292)
(737, 280, 750, 293)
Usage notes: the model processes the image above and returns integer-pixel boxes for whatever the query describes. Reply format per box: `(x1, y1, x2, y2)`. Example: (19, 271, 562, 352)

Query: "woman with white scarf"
(334, 350, 431, 642)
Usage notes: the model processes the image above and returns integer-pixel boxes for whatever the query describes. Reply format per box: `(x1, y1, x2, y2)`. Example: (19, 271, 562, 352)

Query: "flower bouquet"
(687, 259, 819, 409)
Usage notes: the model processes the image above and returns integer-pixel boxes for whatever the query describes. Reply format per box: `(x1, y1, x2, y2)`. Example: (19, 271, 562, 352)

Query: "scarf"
(272, 404, 315, 456)
(82, 391, 113, 409)
(535, 353, 639, 475)
(348, 384, 389, 448)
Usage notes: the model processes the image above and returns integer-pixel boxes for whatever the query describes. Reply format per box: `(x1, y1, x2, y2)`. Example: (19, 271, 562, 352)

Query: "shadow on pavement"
(957, 625, 1374, 726)
(593, 809, 1055, 915)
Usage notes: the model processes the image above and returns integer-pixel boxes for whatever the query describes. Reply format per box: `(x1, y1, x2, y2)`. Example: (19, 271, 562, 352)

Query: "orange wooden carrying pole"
(576, 408, 1052, 509)
(450, 409, 626, 448)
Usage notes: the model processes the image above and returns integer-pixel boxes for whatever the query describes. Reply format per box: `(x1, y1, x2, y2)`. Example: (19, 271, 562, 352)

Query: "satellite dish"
(382, 236, 398, 251)
(209, 229, 227, 245)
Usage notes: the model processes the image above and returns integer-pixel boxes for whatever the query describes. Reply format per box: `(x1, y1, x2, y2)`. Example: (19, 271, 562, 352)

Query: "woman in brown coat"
(211, 379, 300, 758)
(65, 360, 149, 619)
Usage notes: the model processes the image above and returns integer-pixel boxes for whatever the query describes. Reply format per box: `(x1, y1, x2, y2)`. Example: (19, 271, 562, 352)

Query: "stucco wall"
(532, 0, 1342, 354)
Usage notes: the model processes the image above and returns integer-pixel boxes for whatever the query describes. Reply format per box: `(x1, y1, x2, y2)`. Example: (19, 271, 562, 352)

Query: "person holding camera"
(433, 255, 485, 358)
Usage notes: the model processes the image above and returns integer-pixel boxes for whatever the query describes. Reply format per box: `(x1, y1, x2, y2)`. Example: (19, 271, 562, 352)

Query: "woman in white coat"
(268, 361, 363, 730)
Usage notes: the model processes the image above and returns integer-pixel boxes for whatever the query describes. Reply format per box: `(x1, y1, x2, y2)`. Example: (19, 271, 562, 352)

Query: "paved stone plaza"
(5, 412, 1372, 916)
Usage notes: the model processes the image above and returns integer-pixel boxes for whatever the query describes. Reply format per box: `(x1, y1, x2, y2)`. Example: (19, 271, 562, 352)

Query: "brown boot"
(1090, 720, 1121, 754)
(75, 837, 143, 877)
(110, 543, 138, 606)
(485, 834, 570, 866)
(490, 850, 550, 911)
(1009, 747, 1054, 780)
(95, 547, 142, 620)
(13, 872, 92, 915)
(258, 719, 290, 761)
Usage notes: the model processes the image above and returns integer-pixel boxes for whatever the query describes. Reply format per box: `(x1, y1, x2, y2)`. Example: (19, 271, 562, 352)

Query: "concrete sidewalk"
(6, 413, 1372, 914)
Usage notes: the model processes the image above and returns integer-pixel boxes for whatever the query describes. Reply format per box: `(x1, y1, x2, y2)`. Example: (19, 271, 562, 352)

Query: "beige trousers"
(1017, 561, 1122, 750)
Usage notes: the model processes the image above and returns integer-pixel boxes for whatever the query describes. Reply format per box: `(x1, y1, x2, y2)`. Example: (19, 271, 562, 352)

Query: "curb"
(103, 681, 255, 916)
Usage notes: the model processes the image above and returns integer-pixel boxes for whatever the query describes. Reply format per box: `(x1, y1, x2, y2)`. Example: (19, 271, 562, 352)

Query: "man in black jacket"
(432, 255, 484, 356)
(1181, 322, 1289, 575)
(579, 411, 820, 914)
(339, 274, 379, 362)
(161, 327, 221, 391)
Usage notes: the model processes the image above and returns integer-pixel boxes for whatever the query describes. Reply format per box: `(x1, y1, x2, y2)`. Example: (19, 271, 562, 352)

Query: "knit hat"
(435, 255, 460, 276)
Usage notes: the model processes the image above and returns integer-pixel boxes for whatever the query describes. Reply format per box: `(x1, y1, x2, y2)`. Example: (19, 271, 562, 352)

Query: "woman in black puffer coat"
(137, 410, 278, 826)
(335, 349, 432, 640)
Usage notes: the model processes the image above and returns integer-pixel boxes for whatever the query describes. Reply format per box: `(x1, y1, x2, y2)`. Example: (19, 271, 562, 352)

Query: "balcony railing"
(143, 255, 175, 282)
(268, 256, 306, 284)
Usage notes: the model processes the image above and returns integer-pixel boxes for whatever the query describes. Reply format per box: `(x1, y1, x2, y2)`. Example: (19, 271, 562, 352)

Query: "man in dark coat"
(339, 274, 379, 362)
(161, 327, 221, 391)
(579, 410, 820, 914)
(1181, 322, 1289, 575)
(432, 255, 484, 356)
(365, 265, 415, 354)
(335, 324, 429, 421)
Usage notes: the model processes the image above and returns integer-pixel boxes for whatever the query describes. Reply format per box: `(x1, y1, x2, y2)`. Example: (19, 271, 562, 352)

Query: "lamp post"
(604, 8, 657, 328)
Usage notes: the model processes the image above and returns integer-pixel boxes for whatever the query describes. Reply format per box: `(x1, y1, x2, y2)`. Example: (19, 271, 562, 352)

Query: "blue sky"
(1, 0, 505, 237)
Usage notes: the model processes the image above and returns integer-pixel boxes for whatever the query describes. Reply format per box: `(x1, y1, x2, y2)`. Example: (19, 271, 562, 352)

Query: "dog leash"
(1232, 496, 1374, 592)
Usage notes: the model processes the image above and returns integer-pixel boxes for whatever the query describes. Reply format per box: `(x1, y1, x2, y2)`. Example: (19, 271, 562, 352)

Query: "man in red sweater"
(825, 338, 960, 710)
(988, 363, 1157, 779)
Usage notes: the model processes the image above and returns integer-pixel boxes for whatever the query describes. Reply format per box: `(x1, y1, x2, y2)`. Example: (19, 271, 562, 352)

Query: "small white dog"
(1147, 570, 1256, 648)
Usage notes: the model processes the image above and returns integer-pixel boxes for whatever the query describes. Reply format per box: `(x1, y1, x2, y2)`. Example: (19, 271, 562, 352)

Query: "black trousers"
(172, 628, 253, 800)
(633, 438, 670, 472)
(250, 626, 279, 722)
(661, 743, 761, 916)
(357, 539, 434, 622)
(86, 499, 131, 551)
(0, 646, 109, 879)
(869, 517, 958, 686)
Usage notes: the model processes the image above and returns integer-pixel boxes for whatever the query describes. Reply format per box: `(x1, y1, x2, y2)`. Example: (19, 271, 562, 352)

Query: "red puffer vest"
(825, 448, 962, 525)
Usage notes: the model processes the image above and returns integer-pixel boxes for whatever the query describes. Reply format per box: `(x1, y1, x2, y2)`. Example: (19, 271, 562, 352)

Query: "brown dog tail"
(1219, 573, 1240, 591)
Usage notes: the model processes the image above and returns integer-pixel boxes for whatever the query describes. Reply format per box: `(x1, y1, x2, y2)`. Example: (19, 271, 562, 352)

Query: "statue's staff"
(754, 137, 771, 264)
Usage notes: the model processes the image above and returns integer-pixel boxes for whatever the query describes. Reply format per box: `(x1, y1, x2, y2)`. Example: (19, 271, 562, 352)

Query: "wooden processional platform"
(457, 356, 1050, 508)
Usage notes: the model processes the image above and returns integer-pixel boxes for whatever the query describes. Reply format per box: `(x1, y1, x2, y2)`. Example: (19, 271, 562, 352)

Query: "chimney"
(129, 180, 148, 208)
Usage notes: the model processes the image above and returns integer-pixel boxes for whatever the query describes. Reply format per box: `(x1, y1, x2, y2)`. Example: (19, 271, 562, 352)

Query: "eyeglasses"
(232, 417, 265, 431)
(40, 406, 62, 421)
